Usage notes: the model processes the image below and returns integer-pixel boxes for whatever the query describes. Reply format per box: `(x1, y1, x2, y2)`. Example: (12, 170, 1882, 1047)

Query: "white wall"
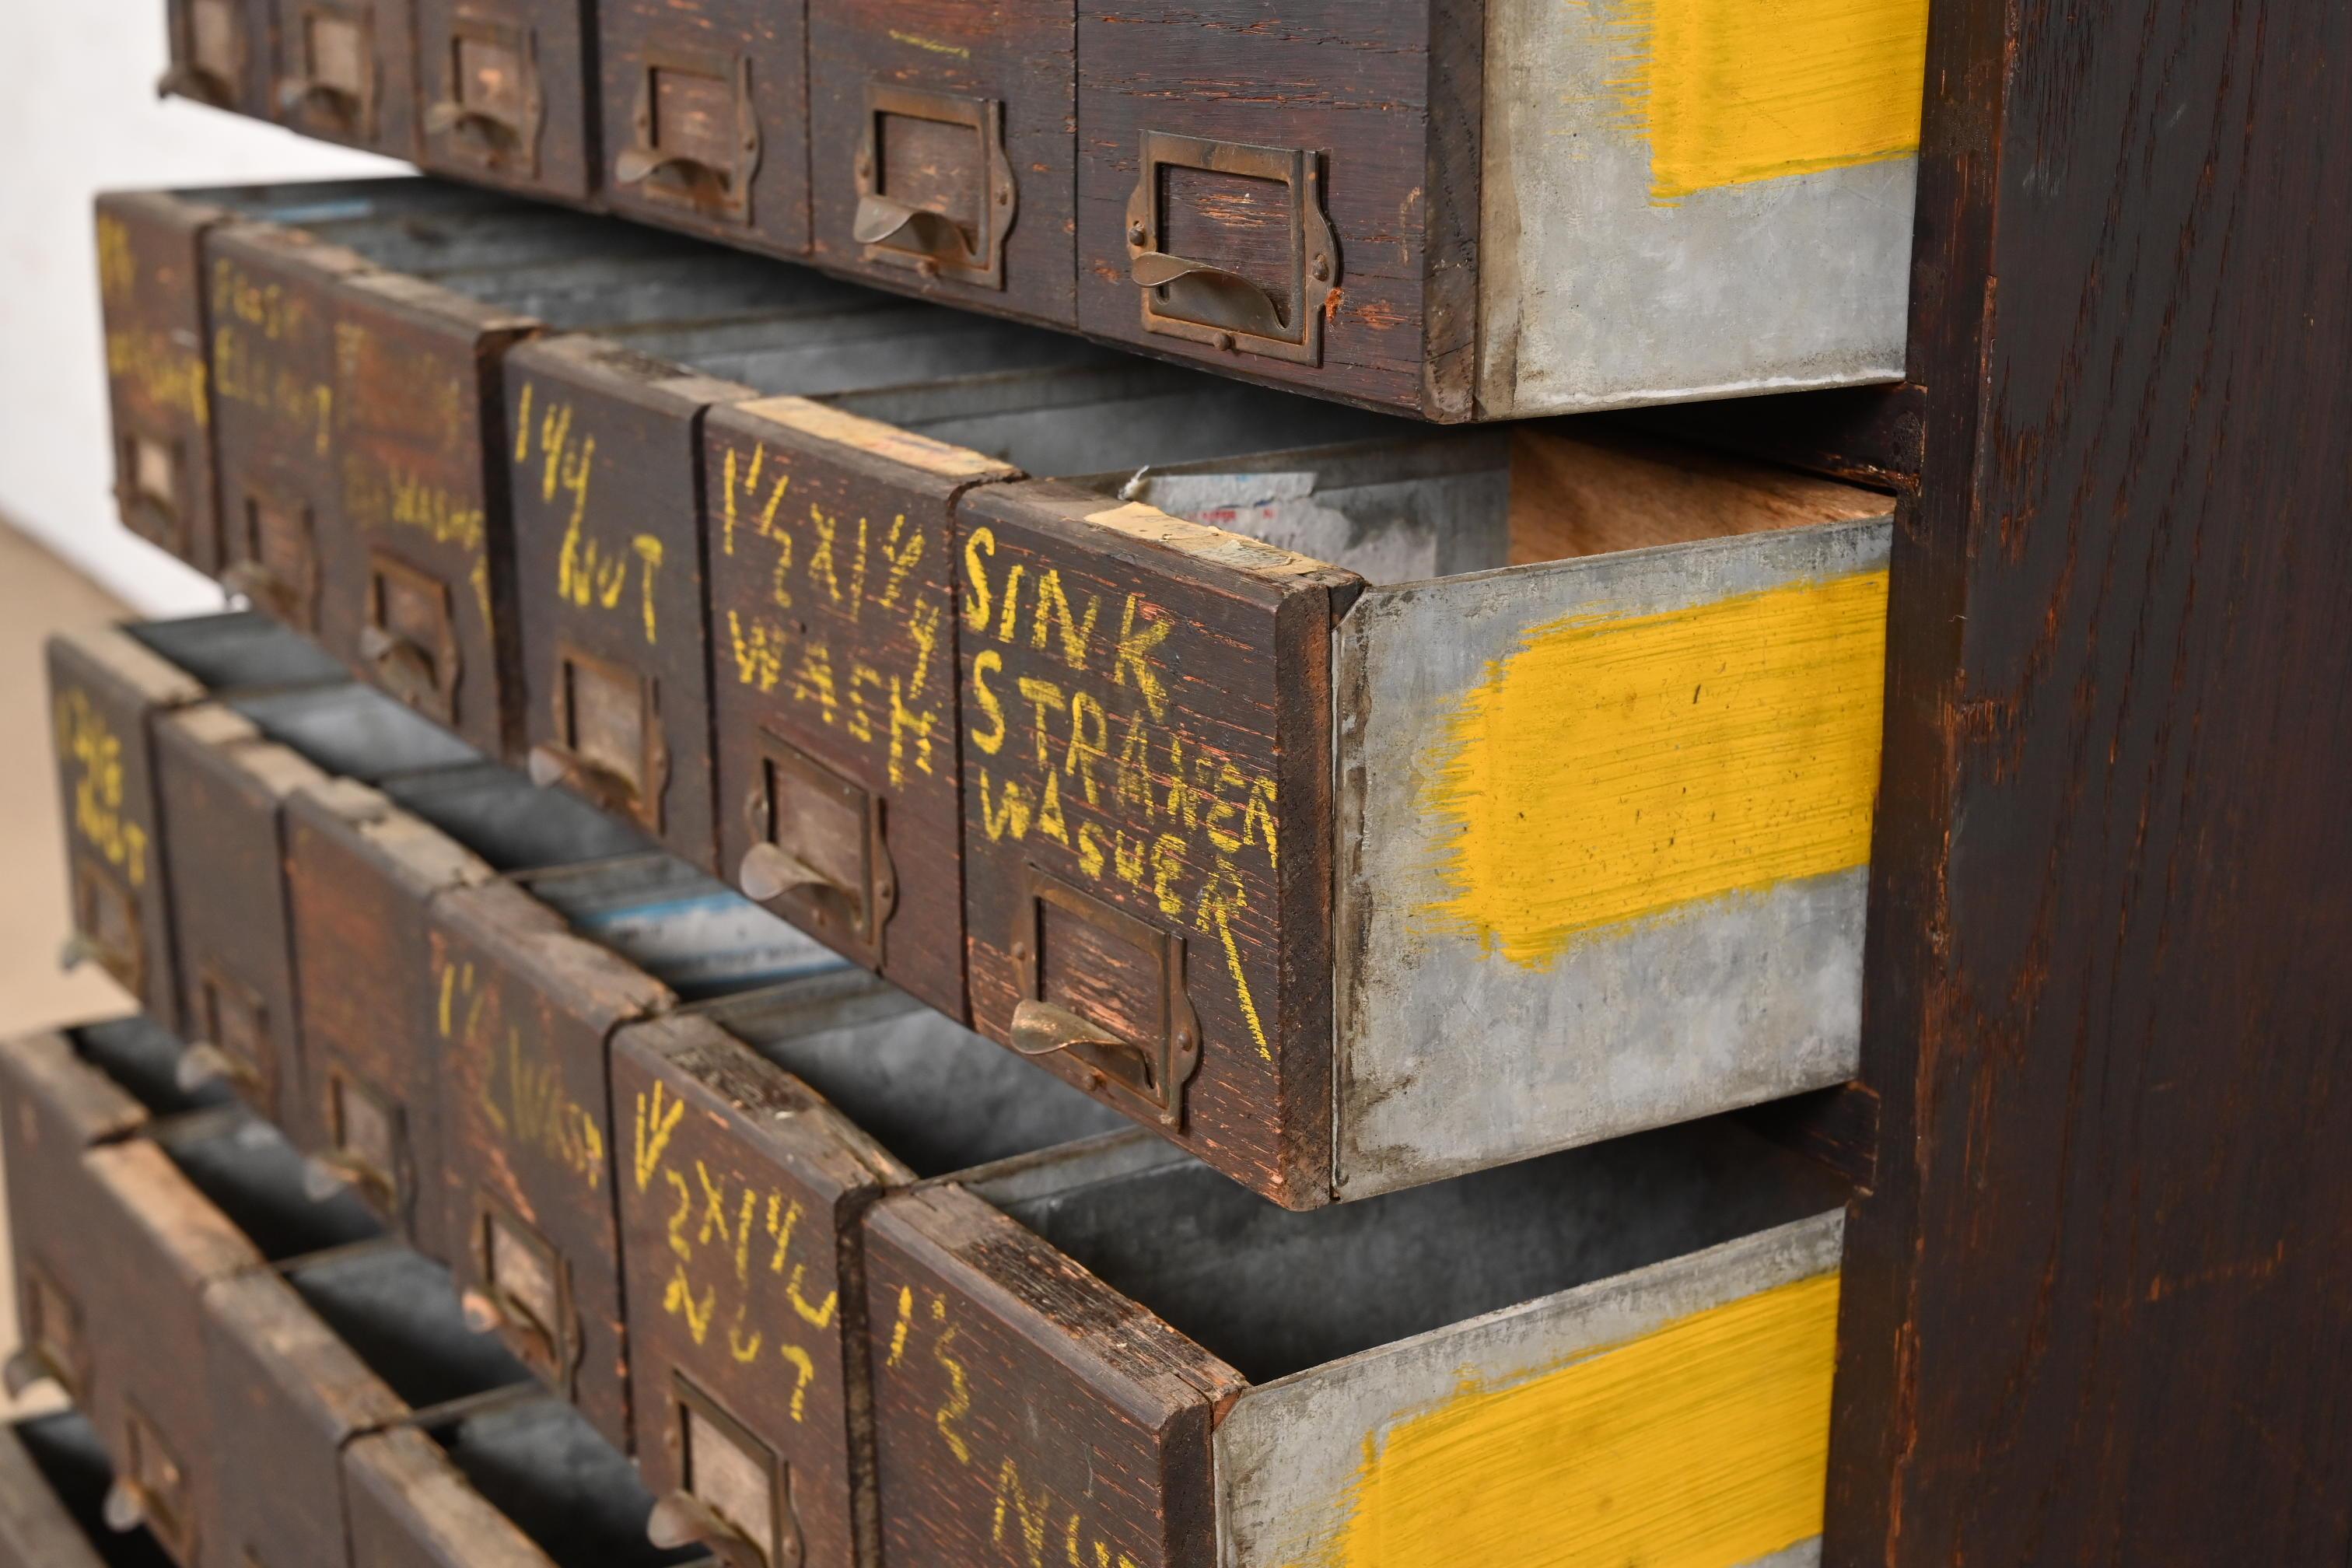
(0, 2, 398, 613)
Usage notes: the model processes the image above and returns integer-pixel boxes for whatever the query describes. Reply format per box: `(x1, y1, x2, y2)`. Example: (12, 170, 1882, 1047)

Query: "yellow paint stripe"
(1421, 568, 1887, 966)
(1324, 1272, 1839, 1568)
(1608, 0, 1930, 201)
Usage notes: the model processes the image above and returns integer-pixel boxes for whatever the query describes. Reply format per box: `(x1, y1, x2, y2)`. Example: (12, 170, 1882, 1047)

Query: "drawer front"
(160, 0, 267, 115)
(267, 0, 421, 158)
(807, 0, 1074, 321)
(154, 711, 317, 1126)
(96, 194, 222, 572)
(285, 786, 482, 1251)
(345, 1426, 556, 1568)
(47, 635, 198, 1026)
(597, 0, 811, 253)
(863, 1186, 1239, 1568)
(952, 484, 1350, 1202)
(206, 226, 365, 636)
(614, 1017, 901, 1568)
(329, 273, 536, 758)
(415, 0, 597, 201)
(0, 1416, 153, 1568)
(506, 340, 741, 867)
(1075, 3, 1444, 411)
(202, 1269, 408, 1568)
(429, 882, 667, 1451)
(705, 399, 1011, 1022)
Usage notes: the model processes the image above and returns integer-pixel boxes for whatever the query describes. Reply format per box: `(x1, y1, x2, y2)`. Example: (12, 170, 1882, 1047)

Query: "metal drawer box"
(866, 1120, 1846, 1568)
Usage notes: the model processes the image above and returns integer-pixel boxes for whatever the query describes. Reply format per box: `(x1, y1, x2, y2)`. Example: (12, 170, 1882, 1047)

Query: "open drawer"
(285, 757, 651, 1253)
(956, 426, 1895, 1203)
(427, 855, 844, 1448)
(0, 1411, 177, 1567)
(203, 1242, 534, 1566)
(347, 1391, 708, 1568)
(867, 1118, 1846, 1568)
(611, 975, 1125, 1566)
(47, 613, 345, 1026)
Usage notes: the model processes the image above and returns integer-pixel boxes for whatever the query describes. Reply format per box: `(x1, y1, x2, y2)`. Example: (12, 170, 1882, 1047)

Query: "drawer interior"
(121, 611, 345, 694)
(513, 856, 846, 1003)
(380, 762, 656, 872)
(10, 1411, 177, 1566)
(422, 1396, 700, 1568)
(693, 983, 1131, 1178)
(279, 1244, 530, 1413)
(967, 1119, 1846, 1384)
(151, 1111, 380, 1264)
(61, 1015, 234, 1122)
(226, 682, 481, 783)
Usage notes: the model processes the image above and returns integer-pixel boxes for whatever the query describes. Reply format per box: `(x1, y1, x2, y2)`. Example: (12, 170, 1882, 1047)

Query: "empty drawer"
(867, 1119, 1846, 1568)
(0, 1411, 177, 1567)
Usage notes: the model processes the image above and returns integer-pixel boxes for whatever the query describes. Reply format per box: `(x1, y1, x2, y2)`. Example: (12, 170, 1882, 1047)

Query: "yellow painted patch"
(1321, 1272, 1839, 1568)
(1608, 0, 1930, 201)
(1422, 568, 1886, 965)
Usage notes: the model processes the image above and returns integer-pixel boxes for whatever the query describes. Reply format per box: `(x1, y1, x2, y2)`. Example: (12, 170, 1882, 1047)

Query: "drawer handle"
(303, 1150, 388, 1205)
(851, 84, 1016, 289)
(1010, 999, 1157, 1068)
(2, 1349, 56, 1399)
(278, 74, 362, 123)
(461, 1286, 560, 1367)
(853, 195, 982, 278)
(101, 1477, 151, 1535)
(423, 98, 523, 146)
(58, 933, 96, 973)
(155, 61, 233, 107)
(174, 1041, 257, 1094)
(614, 146, 735, 194)
(737, 841, 847, 905)
(1129, 251, 1292, 345)
(359, 625, 442, 709)
(221, 558, 300, 621)
(528, 743, 639, 817)
(648, 1493, 779, 1568)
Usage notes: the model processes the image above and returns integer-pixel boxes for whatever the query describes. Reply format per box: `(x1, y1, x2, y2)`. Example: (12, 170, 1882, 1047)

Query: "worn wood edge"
(1421, 0, 1486, 422)
(435, 878, 678, 1030)
(292, 777, 499, 896)
(0, 1029, 150, 1149)
(84, 1136, 268, 1283)
(510, 331, 760, 418)
(343, 1426, 558, 1568)
(47, 628, 206, 711)
(203, 1267, 414, 1441)
(733, 395, 1021, 484)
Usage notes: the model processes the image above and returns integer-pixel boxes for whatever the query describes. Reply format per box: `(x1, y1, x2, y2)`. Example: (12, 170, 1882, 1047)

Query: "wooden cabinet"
(262, 0, 421, 159)
(414, 0, 599, 202)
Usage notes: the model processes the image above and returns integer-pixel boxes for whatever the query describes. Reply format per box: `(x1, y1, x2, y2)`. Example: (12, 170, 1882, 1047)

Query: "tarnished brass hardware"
(1125, 131, 1338, 366)
(1010, 869, 1201, 1129)
(649, 1493, 774, 1568)
(620, 51, 760, 223)
(852, 84, 1016, 289)
(175, 1041, 257, 1094)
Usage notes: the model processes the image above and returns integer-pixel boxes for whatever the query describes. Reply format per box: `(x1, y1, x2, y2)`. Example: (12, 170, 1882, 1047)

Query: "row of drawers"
(2, 1009, 1846, 1567)
(96, 177, 1899, 1204)
(157, 0, 1929, 418)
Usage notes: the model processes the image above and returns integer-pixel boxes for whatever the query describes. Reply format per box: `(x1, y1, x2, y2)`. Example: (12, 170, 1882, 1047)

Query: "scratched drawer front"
(0, 1412, 180, 1568)
(285, 782, 492, 1251)
(807, 0, 1073, 322)
(414, 0, 597, 201)
(870, 1125, 1848, 1568)
(47, 633, 204, 1025)
(265, 0, 420, 158)
(327, 271, 536, 758)
(704, 398, 1012, 1022)
(428, 880, 673, 1451)
(596, 0, 810, 253)
(96, 194, 225, 572)
(152, 707, 324, 1126)
(506, 338, 752, 869)
(614, 1014, 903, 1568)
(1074, 2, 1447, 411)
(159, 0, 268, 117)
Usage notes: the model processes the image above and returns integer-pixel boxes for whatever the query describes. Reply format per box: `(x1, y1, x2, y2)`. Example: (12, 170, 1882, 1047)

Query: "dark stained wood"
(596, 0, 812, 254)
(705, 397, 1013, 1021)
(262, 0, 420, 160)
(344, 1423, 553, 1568)
(413, 0, 600, 203)
(612, 1013, 908, 1567)
(1825, 1, 2352, 1563)
(863, 1184, 1243, 1568)
(94, 193, 226, 573)
(159, 0, 268, 119)
(0, 1414, 178, 1568)
(427, 878, 674, 1451)
(505, 335, 754, 870)
(807, 0, 1076, 324)
(953, 480, 1353, 1205)
(1608, 383, 1926, 497)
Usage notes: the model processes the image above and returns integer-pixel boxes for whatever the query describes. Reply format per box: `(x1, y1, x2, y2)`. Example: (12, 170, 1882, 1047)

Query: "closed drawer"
(47, 616, 343, 1026)
(0, 1412, 179, 1567)
(1076, 1, 1923, 418)
(415, 0, 597, 202)
(807, 0, 1074, 321)
(345, 1394, 705, 1568)
(429, 856, 840, 1449)
(202, 1244, 531, 1568)
(96, 194, 223, 571)
(596, 0, 809, 252)
(868, 1120, 1846, 1568)
(159, 0, 266, 117)
(265, 0, 420, 158)
(954, 427, 1894, 1204)
(611, 977, 1120, 1564)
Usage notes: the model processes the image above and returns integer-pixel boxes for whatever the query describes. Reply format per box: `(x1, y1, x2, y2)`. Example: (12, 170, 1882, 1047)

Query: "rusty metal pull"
(175, 1042, 255, 1094)
(58, 933, 96, 973)
(1010, 999, 1153, 1067)
(156, 61, 233, 107)
(853, 196, 981, 278)
(303, 1150, 384, 1204)
(528, 743, 637, 816)
(220, 559, 294, 620)
(1130, 251, 1291, 342)
(278, 74, 362, 122)
(2, 1350, 54, 1400)
(737, 842, 846, 905)
(648, 1493, 775, 1568)
(423, 98, 520, 144)
(463, 1285, 560, 1371)
(615, 145, 733, 193)
(359, 624, 440, 709)
(102, 1477, 149, 1534)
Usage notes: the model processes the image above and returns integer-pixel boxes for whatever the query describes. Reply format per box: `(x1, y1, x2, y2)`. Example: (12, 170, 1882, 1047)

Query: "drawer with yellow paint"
(956, 425, 1894, 1205)
(47, 614, 345, 1028)
(610, 973, 1125, 1565)
(0, 1410, 180, 1567)
(865, 1117, 1846, 1568)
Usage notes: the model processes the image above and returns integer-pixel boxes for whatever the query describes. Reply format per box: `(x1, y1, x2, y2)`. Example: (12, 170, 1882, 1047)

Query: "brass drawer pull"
(852, 83, 1016, 289)
(528, 742, 640, 818)
(736, 841, 845, 904)
(852, 196, 979, 276)
(101, 1477, 152, 1534)
(221, 559, 296, 621)
(423, 98, 522, 146)
(1125, 131, 1337, 366)
(1010, 999, 1146, 1064)
(174, 1041, 258, 1094)
(278, 75, 362, 122)
(303, 1150, 388, 1204)
(648, 1492, 779, 1568)
(618, 51, 760, 223)
(1129, 251, 1292, 343)
(58, 934, 96, 973)
(359, 624, 442, 708)
(155, 61, 233, 107)
(1, 1350, 55, 1400)
(614, 145, 730, 191)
